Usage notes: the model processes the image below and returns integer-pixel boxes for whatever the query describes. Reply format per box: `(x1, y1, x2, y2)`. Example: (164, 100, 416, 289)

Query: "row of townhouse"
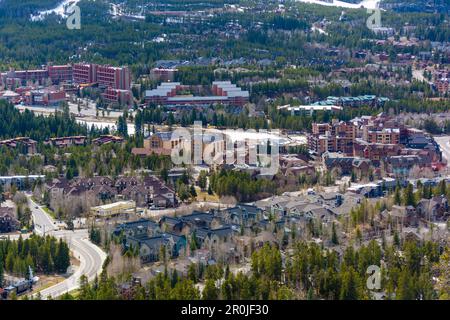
(379, 195, 449, 229)
(0, 137, 37, 155)
(310, 95, 390, 108)
(45, 175, 176, 211)
(0, 135, 123, 156)
(113, 204, 264, 263)
(114, 188, 449, 265)
(253, 192, 360, 247)
(255, 186, 449, 246)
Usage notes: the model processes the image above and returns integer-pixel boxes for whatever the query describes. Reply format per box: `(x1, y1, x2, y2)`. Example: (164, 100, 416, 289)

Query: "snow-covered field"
(30, 0, 81, 21)
(29, 0, 381, 22)
(296, 0, 381, 10)
(110, 3, 145, 20)
(311, 26, 329, 35)
(30, 1, 145, 21)
(77, 119, 136, 136)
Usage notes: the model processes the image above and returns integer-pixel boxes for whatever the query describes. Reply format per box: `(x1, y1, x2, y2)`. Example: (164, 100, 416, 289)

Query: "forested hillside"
(0, 0, 62, 18)
(0, 101, 89, 141)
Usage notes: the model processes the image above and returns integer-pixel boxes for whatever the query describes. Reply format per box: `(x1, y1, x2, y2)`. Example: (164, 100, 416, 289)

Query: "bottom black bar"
(0, 300, 446, 319)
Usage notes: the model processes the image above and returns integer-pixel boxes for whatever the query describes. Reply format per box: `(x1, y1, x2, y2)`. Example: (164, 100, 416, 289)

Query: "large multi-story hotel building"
(72, 63, 131, 90)
(47, 64, 73, 83)
(145, 81, 249, 107)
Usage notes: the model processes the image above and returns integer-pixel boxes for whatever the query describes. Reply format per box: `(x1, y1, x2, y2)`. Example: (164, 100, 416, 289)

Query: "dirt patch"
(70, 254, 80, 267)
(30, 274, 66, 296)
(195, 186, 220, 203)
(30, 255, 80, 297)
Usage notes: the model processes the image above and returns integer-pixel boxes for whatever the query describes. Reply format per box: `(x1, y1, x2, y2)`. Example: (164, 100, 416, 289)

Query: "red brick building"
(353, 140, 402, 164)
(72, 63, 131, 90)
(102, 87, 132, 105)
(73, 63, 97, 84)
(25, 88, 66, 106)
(5, 69, 49, 85)
(48, 64, 73, 83)
(96, 65, 131, 90)
(364, 127, 400, 145)
(308, 121, 356, 156)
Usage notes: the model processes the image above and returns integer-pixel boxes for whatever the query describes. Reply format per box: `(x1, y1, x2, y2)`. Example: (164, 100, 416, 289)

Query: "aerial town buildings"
(0, 62, 132, 106)
(308, 114, 443, 178)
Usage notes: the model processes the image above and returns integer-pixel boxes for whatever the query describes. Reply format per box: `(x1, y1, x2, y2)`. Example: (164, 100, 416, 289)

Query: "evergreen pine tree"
(331, 222, 339, 245)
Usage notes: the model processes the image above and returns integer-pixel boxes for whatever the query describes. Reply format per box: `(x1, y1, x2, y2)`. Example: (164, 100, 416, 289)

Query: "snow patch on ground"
(30, 0, 81, 21)
(296, 0, 380, 10)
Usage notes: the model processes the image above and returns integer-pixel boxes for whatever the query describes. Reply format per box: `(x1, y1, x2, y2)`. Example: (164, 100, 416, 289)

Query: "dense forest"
(0, 0, 62, 18)
(53, 241, 449, 300)
(0, 1, 448, 71)
(0, 101, 89, 141)
(209, 170, 276, 202)
(0, 235, 71, 283)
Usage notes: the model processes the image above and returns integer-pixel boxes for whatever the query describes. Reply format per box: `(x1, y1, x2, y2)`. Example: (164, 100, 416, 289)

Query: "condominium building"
(102, 87, 132, 105)
(145, 81, 249, 107)
(308, 121, 355, 156)
(47, 65, 73, 83)
(72, 63, 131, 90)
(72, 63, 97, 84)
(96, 65, 131, 90)
(0, 137, 37, 154)
(364, 127, 400, 145)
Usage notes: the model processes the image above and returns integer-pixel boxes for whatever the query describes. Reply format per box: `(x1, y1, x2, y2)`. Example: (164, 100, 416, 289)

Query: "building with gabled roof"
(126, 233, 186, 263)
(0, 206, 19, 233)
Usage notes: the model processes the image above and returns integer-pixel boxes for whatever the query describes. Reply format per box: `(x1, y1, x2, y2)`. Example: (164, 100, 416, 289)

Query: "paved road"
(29, 197, 57, 235)
(38, 229, 107, 299)
(15, 99, 126, 120)
(434, 136, 450, 162)
(25, 196, 107, 299)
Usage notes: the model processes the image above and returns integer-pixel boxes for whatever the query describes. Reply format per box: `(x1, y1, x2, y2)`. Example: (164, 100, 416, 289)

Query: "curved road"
(434, 136, 450, 161)
(434, 136, 450, 175)
(27, 196, 107, 299)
